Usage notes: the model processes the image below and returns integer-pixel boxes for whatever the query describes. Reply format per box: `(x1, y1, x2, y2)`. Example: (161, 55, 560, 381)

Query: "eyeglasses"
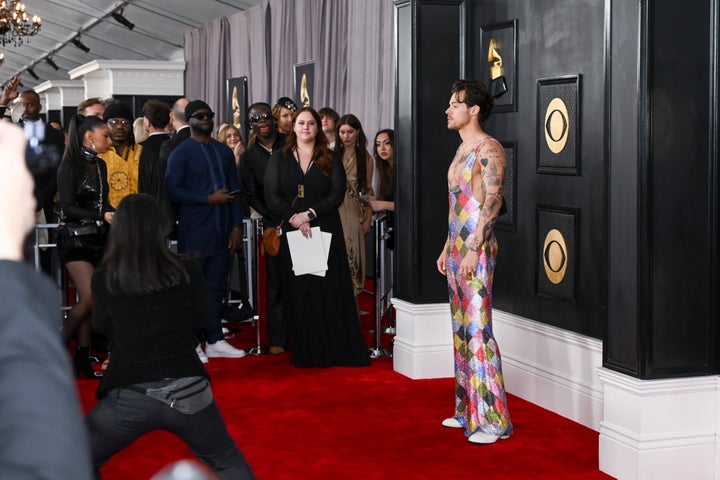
(107, 118, 131, 126)
(248, 112, 272, 123)
(190, 112, 215, 121)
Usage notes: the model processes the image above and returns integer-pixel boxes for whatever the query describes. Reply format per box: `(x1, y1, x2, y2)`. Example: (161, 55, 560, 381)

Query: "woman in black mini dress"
(56, 114, 114, 378)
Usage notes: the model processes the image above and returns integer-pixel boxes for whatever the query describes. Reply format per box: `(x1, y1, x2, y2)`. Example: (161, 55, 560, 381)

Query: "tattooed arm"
(463, 140, 505, 263)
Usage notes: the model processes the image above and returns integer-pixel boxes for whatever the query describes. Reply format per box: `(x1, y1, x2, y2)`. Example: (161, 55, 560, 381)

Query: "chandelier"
(0, 1, 41, 47)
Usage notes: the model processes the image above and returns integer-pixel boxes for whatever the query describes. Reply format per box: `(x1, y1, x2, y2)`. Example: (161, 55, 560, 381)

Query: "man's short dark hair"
(141, 99, 170, 129)
(21, 90, 40, 102)
(451, 79, 494, 124)
(318, 107, 339, 123)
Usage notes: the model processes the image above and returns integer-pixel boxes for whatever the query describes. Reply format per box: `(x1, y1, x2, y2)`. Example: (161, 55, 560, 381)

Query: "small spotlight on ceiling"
(111, 8, 135, 31)
(71, 37, 90, 53)
(45, 57, 59, 70)
(27, 67, 39, 80)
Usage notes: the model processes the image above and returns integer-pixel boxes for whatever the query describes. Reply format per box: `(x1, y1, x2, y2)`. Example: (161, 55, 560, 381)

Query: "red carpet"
(76, 290, 612, 479)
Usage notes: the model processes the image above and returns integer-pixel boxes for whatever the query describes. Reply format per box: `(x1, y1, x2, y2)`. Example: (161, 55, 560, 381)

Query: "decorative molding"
(493, 309, 603, 430)
(391, 298, 453, 379)
(34, 80, 85, 110)
(69, 60, 185, 78)
(391, 301, 603, 430)
(597, 368, 719, 480)
(69, 60, 185, 97)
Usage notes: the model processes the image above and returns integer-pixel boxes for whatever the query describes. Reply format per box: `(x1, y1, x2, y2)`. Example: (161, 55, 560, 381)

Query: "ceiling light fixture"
(71, 36, 90, 53)
(45, 56, 59, 70)
(111, 8, 134, 31)
(26, 66, 38, 80)
(0, 0, 42, 47)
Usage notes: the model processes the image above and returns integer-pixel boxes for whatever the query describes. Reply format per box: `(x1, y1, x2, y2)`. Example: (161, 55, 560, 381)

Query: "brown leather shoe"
(269, 346, 285, 354)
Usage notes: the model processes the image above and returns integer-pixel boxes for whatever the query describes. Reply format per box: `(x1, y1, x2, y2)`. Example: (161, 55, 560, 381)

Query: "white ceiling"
(1, 0, 263, 90)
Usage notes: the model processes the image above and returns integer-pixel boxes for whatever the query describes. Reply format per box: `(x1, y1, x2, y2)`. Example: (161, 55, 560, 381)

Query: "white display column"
(35, 80, 85, 117)
(69, 60, 184, 99)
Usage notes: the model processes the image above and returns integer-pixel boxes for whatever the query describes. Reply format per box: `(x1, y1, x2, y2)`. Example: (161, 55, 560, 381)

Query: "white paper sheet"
(286, 227, 332, 276)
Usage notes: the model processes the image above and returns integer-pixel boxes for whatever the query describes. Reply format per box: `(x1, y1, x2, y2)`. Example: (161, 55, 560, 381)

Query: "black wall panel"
(647, 1, 714, 376)
(394, 0, 465, 304)
(467, 0, 608, 339)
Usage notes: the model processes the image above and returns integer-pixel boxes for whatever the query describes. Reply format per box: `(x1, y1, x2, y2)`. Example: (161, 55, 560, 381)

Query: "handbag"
(57, 221, 105, 251)
(262, 225, 282, 256)
(262, 196, 299, 257)
(126, 377, 213, 415)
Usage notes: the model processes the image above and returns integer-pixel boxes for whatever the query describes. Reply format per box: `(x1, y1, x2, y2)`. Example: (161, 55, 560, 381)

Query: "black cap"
(185, 100, 212, 120)
(274, 97, 298, 112)
(103, 102, 133, 122)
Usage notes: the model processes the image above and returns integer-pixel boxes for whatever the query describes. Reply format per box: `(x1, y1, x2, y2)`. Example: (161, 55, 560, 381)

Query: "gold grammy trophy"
(488, 38, 508, 99)
(300, 74, 310, 107)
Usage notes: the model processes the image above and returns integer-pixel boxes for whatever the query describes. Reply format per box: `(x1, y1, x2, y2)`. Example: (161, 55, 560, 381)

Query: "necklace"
(260, 143, 272, 154)
(461, 135, 486, 148)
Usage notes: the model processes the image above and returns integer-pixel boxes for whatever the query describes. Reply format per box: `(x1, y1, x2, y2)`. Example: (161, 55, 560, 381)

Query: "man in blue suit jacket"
(165, 100, 247, 360)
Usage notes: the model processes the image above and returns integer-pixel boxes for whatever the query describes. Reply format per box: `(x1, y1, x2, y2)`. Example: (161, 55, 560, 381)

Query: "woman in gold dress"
(336, 114, 374, 296)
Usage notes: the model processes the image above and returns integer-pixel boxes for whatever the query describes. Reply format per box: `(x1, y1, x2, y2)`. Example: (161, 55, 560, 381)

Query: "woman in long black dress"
(57, 114, 114, 378)
(264, 107, 370, 368)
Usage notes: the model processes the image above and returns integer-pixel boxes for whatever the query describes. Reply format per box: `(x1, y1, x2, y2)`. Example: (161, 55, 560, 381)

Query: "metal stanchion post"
(381, 239, 396, 335)
(369, 213, 392, 358)
(246, 218, 264, 355)
(35, 223, 72, 314)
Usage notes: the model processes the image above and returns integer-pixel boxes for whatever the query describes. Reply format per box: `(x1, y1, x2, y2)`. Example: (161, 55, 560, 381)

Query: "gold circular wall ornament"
(544, 97, 569, 154)
(543, 228, 568, 285)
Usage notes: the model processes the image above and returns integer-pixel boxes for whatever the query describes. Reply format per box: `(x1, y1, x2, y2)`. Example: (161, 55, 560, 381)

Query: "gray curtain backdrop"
(183, 0, 395, 145)
(184, 16, 230, 118)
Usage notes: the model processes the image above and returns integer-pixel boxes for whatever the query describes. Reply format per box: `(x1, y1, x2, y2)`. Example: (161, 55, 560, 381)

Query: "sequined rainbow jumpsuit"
(445, 138, 513, 438)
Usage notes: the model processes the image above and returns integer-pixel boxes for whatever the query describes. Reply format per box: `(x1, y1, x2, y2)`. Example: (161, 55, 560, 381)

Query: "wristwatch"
(306, 210, 316, 220)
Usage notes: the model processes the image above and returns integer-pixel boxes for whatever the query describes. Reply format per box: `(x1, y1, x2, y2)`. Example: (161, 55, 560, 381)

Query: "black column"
(606, 0, 719, 379)
(394, 0, 466, 304)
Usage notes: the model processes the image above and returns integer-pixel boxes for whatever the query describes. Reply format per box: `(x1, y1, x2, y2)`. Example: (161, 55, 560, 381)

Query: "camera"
(24, 120, 61, 175)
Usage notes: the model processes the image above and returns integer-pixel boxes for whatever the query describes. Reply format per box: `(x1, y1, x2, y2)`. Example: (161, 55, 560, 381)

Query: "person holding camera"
(0, 120, 94, 479)
(0, 77, 65, 222)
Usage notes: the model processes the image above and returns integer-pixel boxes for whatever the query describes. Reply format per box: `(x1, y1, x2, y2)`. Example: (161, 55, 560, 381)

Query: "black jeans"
(86, 384, 255, 480)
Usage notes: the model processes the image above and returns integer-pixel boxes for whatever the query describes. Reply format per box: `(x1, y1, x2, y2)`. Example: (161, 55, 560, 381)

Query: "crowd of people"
(0, 73, 400, 371)
(0, 72, 511, 477)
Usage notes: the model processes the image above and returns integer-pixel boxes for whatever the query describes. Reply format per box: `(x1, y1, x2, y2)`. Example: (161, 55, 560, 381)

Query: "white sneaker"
(195, 343, 209, 364)
(442, 417, 463, 429)
(205, 340, 246, 358)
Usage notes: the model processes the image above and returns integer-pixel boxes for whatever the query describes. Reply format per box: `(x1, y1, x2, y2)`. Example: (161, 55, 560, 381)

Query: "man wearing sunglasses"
(99, 102, 173, 234)
(166, 100, 247, 360)
(238, 102, 289, 355)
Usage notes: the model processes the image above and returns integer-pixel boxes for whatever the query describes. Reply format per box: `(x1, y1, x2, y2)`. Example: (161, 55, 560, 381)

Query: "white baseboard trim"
(597, 368, 720, 480)
(390, 300, 604, 430)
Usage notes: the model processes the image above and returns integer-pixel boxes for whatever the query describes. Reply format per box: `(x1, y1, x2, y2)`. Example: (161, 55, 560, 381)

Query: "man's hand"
(1, 76, 20, 106)
(207, 189, 235, 205)
(228, 227, 242, 250)
(436, 247, 448, 276)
